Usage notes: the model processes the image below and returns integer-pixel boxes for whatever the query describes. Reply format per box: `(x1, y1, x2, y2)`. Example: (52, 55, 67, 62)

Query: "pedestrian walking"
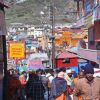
(32, 73, 45, 100)
(73, 63, 100, 100)
(73, 70, 85, 100)
(41, 70, 50, 100)
(25, 70, 45, 100)
(25, 72, 34, 100)
(65, 69, 74, 100)
(50, 71, 67, 100)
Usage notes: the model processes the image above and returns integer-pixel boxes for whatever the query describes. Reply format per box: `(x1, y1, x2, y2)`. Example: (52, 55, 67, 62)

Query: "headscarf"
(50, 74, 67, 100)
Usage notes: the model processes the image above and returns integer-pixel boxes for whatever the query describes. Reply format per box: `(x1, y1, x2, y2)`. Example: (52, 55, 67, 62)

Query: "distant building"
(16, 0, 26, 3)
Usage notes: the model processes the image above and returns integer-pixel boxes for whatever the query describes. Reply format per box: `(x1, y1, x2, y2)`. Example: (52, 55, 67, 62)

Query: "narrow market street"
(0, 0, 100, 100)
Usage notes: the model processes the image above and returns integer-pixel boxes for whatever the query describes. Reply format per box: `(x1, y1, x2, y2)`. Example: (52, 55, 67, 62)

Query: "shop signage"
(28, 60, 44, 69)
(8, 42, 25, 59)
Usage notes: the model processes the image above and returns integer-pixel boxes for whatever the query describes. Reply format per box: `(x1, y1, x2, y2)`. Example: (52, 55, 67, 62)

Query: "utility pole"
(0, 1, 8, 100)
(50, 0, 55, 69)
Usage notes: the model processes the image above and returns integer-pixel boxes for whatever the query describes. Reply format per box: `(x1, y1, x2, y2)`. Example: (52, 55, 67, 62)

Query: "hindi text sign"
(8, 42, 25, 59)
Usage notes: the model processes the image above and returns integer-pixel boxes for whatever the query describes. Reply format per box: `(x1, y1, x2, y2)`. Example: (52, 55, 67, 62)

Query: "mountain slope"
(5, 0, 77, 26)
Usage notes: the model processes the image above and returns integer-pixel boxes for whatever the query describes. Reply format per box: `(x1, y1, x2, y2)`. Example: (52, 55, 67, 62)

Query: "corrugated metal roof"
(57, 51, 77, 59)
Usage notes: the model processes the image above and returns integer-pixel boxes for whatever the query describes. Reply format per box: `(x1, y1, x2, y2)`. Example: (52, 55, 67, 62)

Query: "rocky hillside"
(5, 0, 77, 26)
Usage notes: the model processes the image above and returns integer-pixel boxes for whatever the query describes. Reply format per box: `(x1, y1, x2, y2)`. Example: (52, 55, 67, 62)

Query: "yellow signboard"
(8, 42, 25, 59)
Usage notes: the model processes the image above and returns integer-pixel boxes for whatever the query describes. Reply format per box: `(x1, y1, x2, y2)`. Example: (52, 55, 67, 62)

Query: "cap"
(46, 73, 51, 78)
(66, 69, 72, 74)
(84, 64, 94, 74)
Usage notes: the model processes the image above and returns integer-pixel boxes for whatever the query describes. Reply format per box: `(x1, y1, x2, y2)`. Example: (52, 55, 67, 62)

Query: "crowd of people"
(6, 63, 100, 100)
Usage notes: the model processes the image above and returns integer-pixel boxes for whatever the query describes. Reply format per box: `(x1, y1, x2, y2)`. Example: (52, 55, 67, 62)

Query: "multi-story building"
(74, 0, 100, 67)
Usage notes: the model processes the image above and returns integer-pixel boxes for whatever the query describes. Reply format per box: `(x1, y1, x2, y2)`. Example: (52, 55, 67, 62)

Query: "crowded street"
(0, 0, 100, 100)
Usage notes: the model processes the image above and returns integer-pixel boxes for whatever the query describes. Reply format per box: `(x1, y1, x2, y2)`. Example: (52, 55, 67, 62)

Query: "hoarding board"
(8, 42, 25, 59)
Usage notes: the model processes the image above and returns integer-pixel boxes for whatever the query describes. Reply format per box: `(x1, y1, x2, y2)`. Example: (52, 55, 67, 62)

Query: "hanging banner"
(8, 42, 26, 59)
(28, 60, 44, 70)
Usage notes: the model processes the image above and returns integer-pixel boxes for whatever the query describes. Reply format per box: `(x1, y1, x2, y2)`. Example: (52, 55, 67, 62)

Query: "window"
(88, 27, 95, 45)
(62, 58, 70, 63)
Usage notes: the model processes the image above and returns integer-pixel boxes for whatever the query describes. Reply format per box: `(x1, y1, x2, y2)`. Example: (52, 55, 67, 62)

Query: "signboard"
(28, 60, 44, 70)
(8, 42, 25, 59)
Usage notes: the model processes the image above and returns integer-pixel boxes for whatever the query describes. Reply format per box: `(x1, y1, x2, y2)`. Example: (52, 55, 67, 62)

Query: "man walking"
(73, 64, 100, 100)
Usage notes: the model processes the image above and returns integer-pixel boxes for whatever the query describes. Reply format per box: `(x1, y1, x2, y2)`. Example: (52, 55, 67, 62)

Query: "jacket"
(73, 78, 100, 100)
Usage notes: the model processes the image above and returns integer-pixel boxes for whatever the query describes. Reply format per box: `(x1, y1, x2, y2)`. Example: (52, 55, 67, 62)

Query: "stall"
(56, 51, 78, 68)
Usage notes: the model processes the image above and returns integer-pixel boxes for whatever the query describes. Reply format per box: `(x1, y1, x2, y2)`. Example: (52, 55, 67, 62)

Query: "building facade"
(74, 0, 100, 66)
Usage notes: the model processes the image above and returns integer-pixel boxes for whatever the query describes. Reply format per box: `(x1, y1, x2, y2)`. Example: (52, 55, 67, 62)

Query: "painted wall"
(56, 58, 78, 68)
